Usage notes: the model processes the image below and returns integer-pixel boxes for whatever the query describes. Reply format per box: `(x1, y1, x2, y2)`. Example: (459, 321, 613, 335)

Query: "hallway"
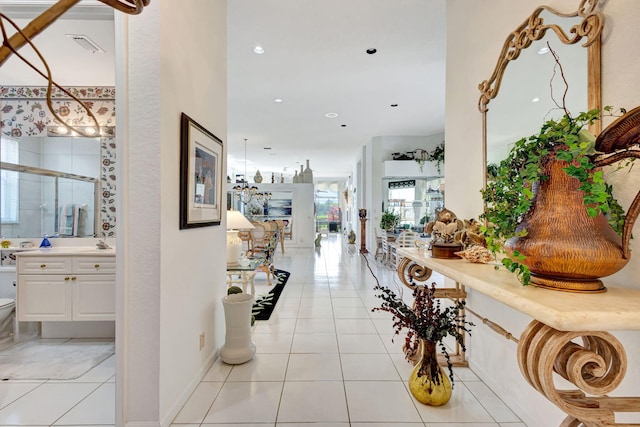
(172, 234, 527, 426)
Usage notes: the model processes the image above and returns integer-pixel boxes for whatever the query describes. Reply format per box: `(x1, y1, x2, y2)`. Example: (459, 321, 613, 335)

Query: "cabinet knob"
(64, 277, 70, 281)
(94, 264, 100, 269)
(40, 264, 46, 268)
(71, 277, 77, 281)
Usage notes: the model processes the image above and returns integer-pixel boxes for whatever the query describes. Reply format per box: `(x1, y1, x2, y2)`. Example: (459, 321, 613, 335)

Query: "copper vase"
(505, 155, 628, 292)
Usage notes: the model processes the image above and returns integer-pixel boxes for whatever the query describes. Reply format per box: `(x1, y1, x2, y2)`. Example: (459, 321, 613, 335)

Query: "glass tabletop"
(226, 259, 263, 272)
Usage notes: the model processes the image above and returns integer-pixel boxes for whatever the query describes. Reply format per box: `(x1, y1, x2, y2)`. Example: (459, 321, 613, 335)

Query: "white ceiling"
(227, 0, 446, 180)
(0, 0, 446, 181)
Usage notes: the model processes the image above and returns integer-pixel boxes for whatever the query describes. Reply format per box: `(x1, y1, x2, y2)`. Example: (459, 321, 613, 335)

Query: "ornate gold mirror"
(478, 0, 604, 185)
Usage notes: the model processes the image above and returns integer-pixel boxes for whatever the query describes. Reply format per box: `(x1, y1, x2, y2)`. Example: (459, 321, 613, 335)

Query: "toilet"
(0, 298, 15, 325)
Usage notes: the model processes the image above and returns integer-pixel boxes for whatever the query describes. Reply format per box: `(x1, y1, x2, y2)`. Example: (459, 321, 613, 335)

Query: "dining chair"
(393, 230, 419, 269)
(374, 228, 383, 260)
(380, 231, 390, 265)
(274, 219, 287, 253)
(238, 230, 253, 253)
(283, 219, 293, 240)
(248, 221, 280, 286)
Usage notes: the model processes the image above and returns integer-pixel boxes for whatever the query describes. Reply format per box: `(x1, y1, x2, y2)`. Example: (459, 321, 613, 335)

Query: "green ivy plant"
(427, 142, 445, 174)
(480, 108, 628, 285)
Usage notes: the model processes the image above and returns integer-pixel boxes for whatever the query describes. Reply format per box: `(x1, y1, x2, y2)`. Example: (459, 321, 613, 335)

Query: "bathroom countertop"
(14, 247, 116, 257)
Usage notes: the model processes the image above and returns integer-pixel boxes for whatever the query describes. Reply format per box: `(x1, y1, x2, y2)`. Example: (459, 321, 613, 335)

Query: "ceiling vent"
(65, 34, 105, 54)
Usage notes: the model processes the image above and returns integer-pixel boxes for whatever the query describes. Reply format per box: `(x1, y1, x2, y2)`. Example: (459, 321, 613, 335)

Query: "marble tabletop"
(397, 247, 640, 332)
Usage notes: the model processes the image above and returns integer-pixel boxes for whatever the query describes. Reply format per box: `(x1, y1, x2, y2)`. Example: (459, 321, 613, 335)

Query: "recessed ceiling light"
(390, 104, 398, 107)
(537, 47, 549, 55)
(532, 97, 540, 103)
(253, 45, 265, 54)
(273, 98, 283, 103)
(324, 112, 338, 118)
(366, 48, 377, 55)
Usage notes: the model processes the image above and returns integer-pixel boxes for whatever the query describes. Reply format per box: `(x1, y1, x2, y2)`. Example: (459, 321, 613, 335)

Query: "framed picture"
(179, 112, 224, 229)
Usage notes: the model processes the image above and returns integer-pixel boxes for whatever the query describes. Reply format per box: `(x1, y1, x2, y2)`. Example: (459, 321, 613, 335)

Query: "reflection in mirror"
(487, 13, 587, 164)
(0, 134, 114, 239)
(382, 177, 444, 231)
(479, 0, 604, 181)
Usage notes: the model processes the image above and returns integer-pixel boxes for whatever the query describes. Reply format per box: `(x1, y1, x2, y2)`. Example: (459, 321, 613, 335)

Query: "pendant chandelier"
(232, 139, 272, 205)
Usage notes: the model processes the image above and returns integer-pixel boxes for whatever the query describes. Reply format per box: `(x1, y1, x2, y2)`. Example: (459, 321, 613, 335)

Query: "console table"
(396, 247, 640, 427)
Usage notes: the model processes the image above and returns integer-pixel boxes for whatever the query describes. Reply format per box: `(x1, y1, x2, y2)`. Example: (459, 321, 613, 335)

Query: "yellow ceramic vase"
(408, 340, 452, 406)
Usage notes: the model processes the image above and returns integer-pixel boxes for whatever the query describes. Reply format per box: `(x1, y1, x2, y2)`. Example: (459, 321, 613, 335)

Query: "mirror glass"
(382, 177, 444, 232)
(486, 12, 587, 165)
(0, 135, 109, 239)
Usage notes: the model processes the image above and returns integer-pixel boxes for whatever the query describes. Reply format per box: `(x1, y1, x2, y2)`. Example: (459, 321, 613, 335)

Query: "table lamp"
(226, 210, 254, 265)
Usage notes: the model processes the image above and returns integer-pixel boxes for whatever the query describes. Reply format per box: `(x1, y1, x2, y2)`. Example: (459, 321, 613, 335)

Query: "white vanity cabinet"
(16, 251, 115, 322)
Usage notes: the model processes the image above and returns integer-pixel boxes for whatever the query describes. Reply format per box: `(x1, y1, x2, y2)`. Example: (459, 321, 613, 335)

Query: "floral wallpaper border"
(0, 86, 116, 237)
(0, 86, 116, 100)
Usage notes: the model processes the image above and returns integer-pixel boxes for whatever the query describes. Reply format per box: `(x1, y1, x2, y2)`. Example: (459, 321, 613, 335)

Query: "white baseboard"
(160, 349, 218, 427)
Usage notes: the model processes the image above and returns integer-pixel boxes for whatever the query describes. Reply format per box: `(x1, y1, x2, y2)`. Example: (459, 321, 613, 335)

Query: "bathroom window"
(1, 138, 19, 223)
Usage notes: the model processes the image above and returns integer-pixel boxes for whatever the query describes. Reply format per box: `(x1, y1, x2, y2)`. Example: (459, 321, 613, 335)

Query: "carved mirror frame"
(478, 0, 605, 189)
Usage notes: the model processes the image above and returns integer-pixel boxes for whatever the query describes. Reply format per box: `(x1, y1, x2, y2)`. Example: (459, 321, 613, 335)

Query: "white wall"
(446, 1, 640, 426)
(116, 1, 228, 425)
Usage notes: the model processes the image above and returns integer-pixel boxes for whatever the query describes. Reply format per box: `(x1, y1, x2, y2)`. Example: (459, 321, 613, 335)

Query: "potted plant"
(413, 144, 445, 173)
(413, 148, 428, 172)
(426, 142, 445, 174)
(380, 209, 400, 231)
(481, 106, 640, 290)
(372, 282, 473, 406)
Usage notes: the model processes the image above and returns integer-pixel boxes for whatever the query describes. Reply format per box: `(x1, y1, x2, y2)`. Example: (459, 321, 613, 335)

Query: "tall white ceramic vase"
(220, 293, 256, 364)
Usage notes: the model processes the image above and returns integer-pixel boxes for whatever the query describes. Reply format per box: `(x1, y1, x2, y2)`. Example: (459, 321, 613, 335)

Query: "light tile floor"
(0, 234, 528, 426)
(0, 339, 115, 426)
(173, 234, 528, 427)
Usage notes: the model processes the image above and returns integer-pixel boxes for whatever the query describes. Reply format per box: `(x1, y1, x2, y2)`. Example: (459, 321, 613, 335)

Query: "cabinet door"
(72, 275, 115, 321)
(17, 275, 71, 321)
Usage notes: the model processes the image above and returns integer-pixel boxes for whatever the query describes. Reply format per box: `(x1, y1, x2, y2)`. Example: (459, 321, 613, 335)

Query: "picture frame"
(179, 112, 224, 229)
